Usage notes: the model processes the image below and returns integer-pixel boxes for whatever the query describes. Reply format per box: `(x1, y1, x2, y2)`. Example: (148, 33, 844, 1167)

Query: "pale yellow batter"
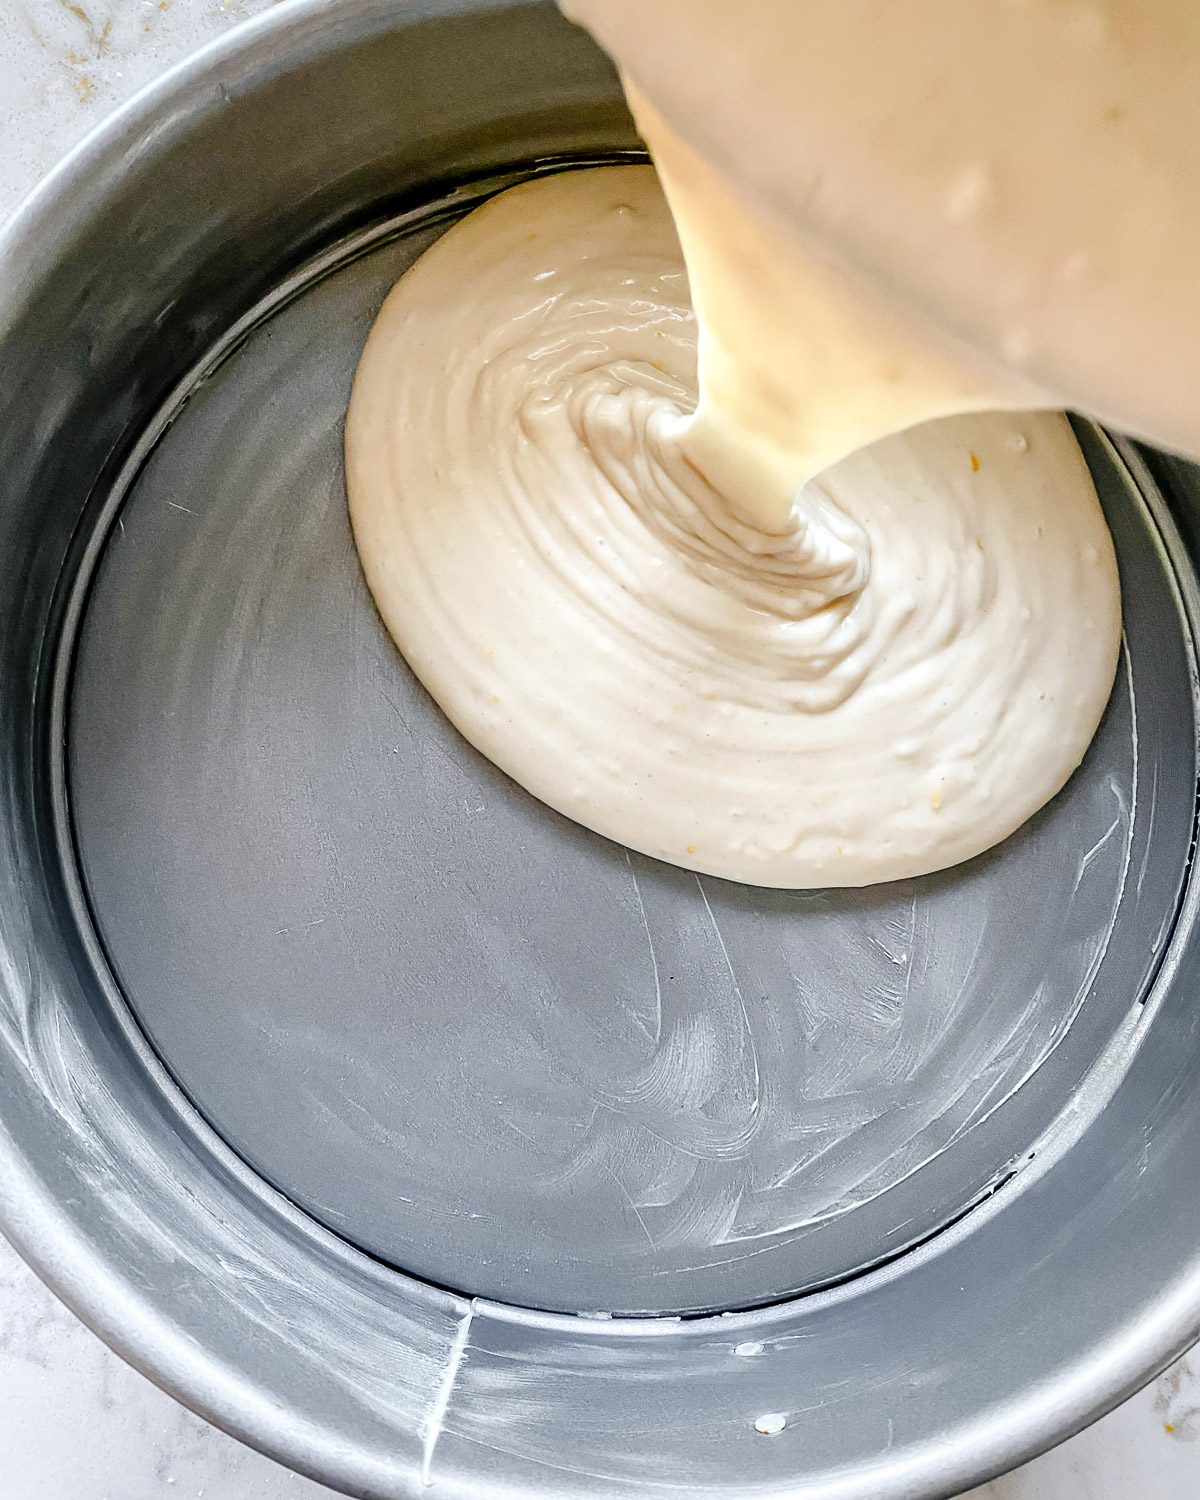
(565, 0, 1200, 470)
(345, 166, 1120, 888)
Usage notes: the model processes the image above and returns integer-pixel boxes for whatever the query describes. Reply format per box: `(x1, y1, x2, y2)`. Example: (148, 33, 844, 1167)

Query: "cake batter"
(345, 166, 1119, 887)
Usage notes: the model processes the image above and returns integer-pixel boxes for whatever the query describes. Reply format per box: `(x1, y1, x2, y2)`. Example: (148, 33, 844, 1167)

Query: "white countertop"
(0, 3, 1197, 1496)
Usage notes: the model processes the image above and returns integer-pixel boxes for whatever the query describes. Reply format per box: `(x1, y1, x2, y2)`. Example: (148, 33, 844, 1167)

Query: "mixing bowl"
(1, 2, 1199, 1496)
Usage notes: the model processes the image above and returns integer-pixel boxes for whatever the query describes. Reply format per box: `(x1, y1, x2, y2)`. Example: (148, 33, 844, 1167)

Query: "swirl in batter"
(346, 166, 1120, 888)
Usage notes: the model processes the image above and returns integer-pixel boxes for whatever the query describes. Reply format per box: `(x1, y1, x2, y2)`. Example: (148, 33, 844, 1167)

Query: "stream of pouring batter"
(628, 85, 1033, 534)
(565, 0, 1200, 468)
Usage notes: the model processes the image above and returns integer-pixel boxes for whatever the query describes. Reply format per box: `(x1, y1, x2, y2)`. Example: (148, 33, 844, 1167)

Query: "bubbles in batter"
(345, 166, 1120, 888)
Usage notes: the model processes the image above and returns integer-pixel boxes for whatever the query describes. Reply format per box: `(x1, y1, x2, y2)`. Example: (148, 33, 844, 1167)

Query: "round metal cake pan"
(1, 2, 1200, 1497)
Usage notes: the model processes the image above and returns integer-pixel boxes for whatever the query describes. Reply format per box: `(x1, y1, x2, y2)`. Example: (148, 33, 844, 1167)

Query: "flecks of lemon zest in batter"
(970, 452, 981, 472)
